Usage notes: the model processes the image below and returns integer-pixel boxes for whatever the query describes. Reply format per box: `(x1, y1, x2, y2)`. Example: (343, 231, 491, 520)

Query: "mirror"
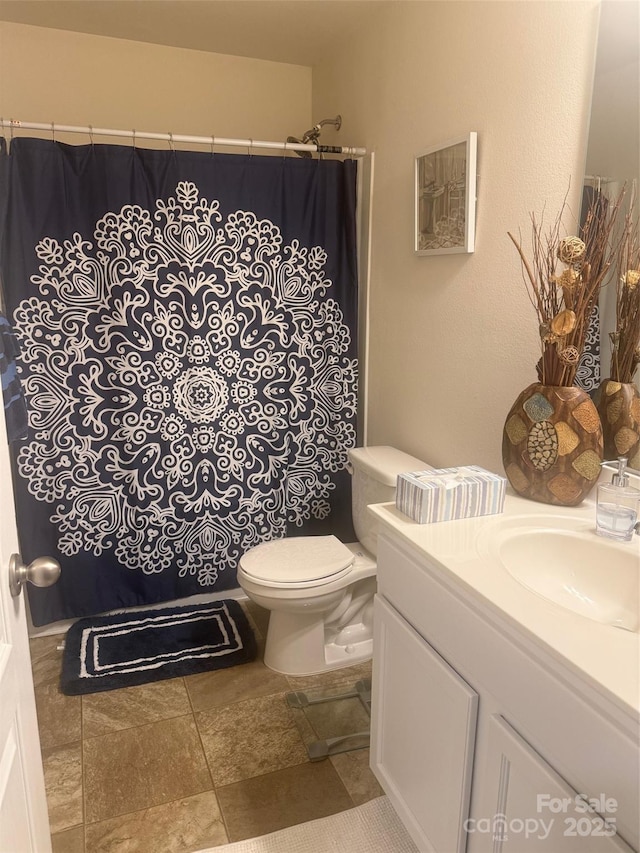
(585, 0, 640, 380)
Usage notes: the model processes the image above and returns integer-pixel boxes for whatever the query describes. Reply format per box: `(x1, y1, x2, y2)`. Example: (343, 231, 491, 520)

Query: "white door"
(0, 400, 51, 852)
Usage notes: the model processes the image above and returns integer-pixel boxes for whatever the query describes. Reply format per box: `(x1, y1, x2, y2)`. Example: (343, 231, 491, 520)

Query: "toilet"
(237, 445, 428, 676)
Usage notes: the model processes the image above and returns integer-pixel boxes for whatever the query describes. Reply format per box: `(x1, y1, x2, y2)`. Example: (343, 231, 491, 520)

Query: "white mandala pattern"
(575, 308, 600, 393)
(14, 182, 357, 587)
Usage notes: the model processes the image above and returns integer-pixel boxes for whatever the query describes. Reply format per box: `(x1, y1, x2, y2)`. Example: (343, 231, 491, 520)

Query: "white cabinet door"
(469, 715, 633, 853)
(0, 402, 51, 852)
(371, 594, 478, 853)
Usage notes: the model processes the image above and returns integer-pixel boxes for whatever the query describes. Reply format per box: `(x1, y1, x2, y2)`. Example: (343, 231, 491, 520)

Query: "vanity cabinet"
(371, 529, 639, 853)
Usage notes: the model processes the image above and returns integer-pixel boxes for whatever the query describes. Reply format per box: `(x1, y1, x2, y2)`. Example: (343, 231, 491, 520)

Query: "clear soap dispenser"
(596, 457, 640, 542)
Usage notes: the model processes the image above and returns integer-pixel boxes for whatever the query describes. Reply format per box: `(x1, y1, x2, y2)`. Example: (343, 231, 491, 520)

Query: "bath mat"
(60, 600, 257, 695)
(196, 796, 419, 853)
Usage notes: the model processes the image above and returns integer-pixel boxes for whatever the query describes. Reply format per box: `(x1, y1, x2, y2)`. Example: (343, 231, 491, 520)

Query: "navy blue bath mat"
(60, 600, 257, 695)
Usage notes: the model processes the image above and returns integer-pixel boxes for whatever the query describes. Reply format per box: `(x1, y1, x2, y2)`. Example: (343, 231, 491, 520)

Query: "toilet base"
(322, 637, 373, 674)
(263, 608, 373, 677)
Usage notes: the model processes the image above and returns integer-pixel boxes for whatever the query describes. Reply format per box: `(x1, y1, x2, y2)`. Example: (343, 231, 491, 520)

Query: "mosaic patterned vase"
(593, 380, 640, 469)
(502, 383, 603, 506)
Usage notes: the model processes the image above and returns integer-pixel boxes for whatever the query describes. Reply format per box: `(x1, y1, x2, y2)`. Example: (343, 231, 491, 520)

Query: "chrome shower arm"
(316, 116, 342, 132)
(287, 116, 343, 156)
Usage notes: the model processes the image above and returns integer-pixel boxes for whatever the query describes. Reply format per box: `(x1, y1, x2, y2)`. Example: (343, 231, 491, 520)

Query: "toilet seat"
(239, 535, 355, 589)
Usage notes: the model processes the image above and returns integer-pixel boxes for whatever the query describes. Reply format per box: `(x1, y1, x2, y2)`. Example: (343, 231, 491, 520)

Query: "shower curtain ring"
(132, 129, 136, 148)
(51, 121, 55, 142)
(169, 132, 175, 152)
(210, 134, 215, 157)
(88, 125, 94, 146)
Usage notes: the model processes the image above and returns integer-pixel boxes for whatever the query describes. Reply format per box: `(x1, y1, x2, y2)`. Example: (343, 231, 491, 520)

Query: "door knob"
(9, 553, 61, 598)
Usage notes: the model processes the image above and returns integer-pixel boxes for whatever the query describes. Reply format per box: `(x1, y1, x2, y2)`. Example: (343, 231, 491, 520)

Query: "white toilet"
(237, 445, 427, 676)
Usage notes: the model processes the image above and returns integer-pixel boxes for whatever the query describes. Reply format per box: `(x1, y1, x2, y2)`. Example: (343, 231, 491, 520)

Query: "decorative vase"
(502, 383, 603, 506)
(593, 380, 640, 469)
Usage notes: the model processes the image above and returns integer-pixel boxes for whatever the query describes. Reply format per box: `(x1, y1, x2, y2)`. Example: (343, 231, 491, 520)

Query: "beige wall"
(586, 7, 640, 379)
(587, 58, 639, 188)
(313, 1, 600, 472)
(586, 0, 639, 191)
(0, 22, 311, 145)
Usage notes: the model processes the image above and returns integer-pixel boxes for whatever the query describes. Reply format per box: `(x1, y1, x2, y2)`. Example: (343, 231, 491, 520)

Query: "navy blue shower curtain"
(0, 137, 358, 625)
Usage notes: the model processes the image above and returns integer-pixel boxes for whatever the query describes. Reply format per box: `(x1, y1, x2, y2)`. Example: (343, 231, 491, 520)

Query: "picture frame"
(415, 132, 477, 256)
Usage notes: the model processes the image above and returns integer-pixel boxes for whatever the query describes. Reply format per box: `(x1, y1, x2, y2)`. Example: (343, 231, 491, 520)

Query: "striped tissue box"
(396, 465, 506, 524)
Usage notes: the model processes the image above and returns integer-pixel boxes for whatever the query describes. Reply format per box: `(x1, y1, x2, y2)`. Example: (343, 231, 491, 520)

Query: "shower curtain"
(576, 184, 607, 394)
(0, 137, 358, 625)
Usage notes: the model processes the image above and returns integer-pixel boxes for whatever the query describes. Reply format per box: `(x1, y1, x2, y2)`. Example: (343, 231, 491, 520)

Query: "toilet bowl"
(238, 537, 376, 675)
(237, 446, 428, 676)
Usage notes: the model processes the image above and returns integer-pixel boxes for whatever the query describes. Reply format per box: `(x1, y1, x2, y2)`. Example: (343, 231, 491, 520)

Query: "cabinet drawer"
(371, 594, 478, 853)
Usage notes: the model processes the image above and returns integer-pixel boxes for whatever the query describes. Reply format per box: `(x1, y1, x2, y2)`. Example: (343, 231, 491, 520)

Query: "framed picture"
(415, 132, 477, 255)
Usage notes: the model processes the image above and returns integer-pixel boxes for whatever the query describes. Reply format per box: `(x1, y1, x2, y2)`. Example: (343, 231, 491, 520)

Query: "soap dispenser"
(596, 457, 640, 542)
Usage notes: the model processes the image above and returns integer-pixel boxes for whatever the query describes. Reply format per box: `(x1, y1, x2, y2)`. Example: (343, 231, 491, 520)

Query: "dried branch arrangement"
(508, 188, 626, 386)
(609, 190, 640, 383)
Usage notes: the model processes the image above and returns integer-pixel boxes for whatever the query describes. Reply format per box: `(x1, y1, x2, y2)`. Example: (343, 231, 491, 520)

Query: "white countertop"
(369, 490, 640, 722)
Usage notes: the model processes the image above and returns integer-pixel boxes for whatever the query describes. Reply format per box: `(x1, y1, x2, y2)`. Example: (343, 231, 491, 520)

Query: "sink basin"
(497, 529, 639, 632)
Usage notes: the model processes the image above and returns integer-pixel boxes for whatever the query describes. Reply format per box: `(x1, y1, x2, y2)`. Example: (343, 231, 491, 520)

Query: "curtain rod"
(584, 174, 615, 183)
(0, 119, 366, 157)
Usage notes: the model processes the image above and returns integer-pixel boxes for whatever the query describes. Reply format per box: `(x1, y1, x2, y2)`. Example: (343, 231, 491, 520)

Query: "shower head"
(286, 136, 313, 158)
(287, 116, 342, 157)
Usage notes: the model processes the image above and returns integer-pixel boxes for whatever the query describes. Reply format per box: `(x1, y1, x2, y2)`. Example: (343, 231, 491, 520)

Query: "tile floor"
(30, 599, 383, 853)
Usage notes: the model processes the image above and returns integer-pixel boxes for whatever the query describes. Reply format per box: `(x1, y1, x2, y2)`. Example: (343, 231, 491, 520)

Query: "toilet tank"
(348, 445, 428, 556)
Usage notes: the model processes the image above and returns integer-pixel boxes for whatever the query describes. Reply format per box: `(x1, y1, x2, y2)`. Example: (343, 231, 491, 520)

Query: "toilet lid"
(240, 535, 354, 585)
